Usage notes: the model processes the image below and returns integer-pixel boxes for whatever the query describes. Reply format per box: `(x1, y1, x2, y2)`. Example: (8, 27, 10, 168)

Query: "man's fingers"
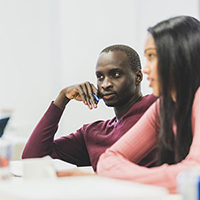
(91, 84, 100, 102)
(80, 82, 98, 109)
(85, 82, 98, 109)
(81, 83, 91, 107)
(65, 82, 98, 109)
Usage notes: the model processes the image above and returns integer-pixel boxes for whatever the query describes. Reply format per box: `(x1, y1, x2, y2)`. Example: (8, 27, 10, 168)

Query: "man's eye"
(113, 72, 121, 77)
(97, 75, 104, 80)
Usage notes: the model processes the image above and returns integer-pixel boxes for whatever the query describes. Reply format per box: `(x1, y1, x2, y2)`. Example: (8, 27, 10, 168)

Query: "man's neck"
(114, 91, 142, 120)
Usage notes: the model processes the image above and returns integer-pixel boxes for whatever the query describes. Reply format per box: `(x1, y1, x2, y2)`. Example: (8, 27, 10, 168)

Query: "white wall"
(134, 0, 199, 95)
(0, 0, 52, 137)
(0, 0, 199, 139)
(58, 0, 139, 137)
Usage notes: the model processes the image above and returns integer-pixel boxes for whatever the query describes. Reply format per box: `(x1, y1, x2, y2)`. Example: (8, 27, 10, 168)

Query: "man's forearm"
(54, 89, 70, 109)
(22, 103, 64, 159)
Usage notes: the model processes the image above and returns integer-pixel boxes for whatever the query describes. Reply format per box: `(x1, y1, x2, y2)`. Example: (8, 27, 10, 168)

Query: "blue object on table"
(0, 117, 10, 137)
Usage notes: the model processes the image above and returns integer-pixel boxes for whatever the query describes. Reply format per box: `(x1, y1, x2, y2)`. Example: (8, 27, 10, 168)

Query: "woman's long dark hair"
(148, 16, 200, 165)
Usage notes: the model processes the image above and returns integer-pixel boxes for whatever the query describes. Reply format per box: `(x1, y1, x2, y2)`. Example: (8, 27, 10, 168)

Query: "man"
(22, 45, 157, 171)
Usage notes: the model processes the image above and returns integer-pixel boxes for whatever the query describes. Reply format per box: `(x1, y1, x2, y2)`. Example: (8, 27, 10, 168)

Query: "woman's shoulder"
(195, 86, 200, 95)
(193, 87, 200, 107)
(193, 87, 200, 101)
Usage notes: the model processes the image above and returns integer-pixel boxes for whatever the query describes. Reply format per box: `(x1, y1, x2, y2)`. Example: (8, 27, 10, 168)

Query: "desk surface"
(0, 176, 172, 200)
(0, 160, 183, 200)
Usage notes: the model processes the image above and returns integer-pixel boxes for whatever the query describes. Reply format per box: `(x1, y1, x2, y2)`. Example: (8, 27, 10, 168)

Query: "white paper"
(10, 157, 77, 177)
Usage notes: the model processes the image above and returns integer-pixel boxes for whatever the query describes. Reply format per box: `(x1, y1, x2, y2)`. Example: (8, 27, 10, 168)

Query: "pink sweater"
(97, 87, 200, 193)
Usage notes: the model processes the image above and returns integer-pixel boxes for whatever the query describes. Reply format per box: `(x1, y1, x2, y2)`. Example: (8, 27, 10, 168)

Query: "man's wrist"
(54, 91, 70, 109)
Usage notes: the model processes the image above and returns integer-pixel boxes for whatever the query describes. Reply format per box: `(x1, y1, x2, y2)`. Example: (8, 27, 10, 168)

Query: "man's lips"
(102, 93, 115, 100)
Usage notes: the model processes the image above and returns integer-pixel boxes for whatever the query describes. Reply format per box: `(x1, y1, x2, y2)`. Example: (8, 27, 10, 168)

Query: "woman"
(97, 16, 200, 193)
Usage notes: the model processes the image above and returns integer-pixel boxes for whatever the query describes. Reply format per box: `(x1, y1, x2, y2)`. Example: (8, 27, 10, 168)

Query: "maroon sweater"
(22, 94, 156, 171)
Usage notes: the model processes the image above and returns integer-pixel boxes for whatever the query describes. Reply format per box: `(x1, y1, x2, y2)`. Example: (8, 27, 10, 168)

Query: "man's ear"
(135, 70, 143, 85)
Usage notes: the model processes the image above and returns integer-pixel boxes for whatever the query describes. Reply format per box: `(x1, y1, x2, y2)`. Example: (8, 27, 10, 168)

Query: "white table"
(0, 176, 170, 200)
(167, 195, 182, 200)
(0, 159, 182, 200)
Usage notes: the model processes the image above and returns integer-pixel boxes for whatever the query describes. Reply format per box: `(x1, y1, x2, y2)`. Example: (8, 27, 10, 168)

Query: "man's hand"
(54, 82, 99, 109)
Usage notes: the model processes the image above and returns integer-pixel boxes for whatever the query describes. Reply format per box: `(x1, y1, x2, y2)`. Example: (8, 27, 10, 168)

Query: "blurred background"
(0, 0, 199, 154)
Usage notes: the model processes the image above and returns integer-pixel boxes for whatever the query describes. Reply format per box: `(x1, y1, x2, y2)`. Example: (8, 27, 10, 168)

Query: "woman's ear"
(135, 70, 143, 85)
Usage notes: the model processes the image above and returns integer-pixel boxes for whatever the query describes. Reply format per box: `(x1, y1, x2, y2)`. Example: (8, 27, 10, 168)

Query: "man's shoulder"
(140, 94, 157, 106)
(142, 93, 157, 101)
(128, 94, 157, 114)
(119, 94, 157, 123)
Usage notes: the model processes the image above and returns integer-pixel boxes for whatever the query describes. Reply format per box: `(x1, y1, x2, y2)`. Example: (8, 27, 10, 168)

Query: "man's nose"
(101, 77, 112, 89)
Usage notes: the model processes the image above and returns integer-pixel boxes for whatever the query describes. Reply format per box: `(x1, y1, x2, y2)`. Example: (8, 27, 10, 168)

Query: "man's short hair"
(100, 44, 141, 72)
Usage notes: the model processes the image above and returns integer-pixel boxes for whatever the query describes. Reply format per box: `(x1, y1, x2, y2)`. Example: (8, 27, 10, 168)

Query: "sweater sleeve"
(97, 88, 200, 194)
(22, 102, 90, 166)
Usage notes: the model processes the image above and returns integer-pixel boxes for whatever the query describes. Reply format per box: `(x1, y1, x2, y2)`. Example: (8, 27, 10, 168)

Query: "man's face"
(95, 51, 138, 107)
